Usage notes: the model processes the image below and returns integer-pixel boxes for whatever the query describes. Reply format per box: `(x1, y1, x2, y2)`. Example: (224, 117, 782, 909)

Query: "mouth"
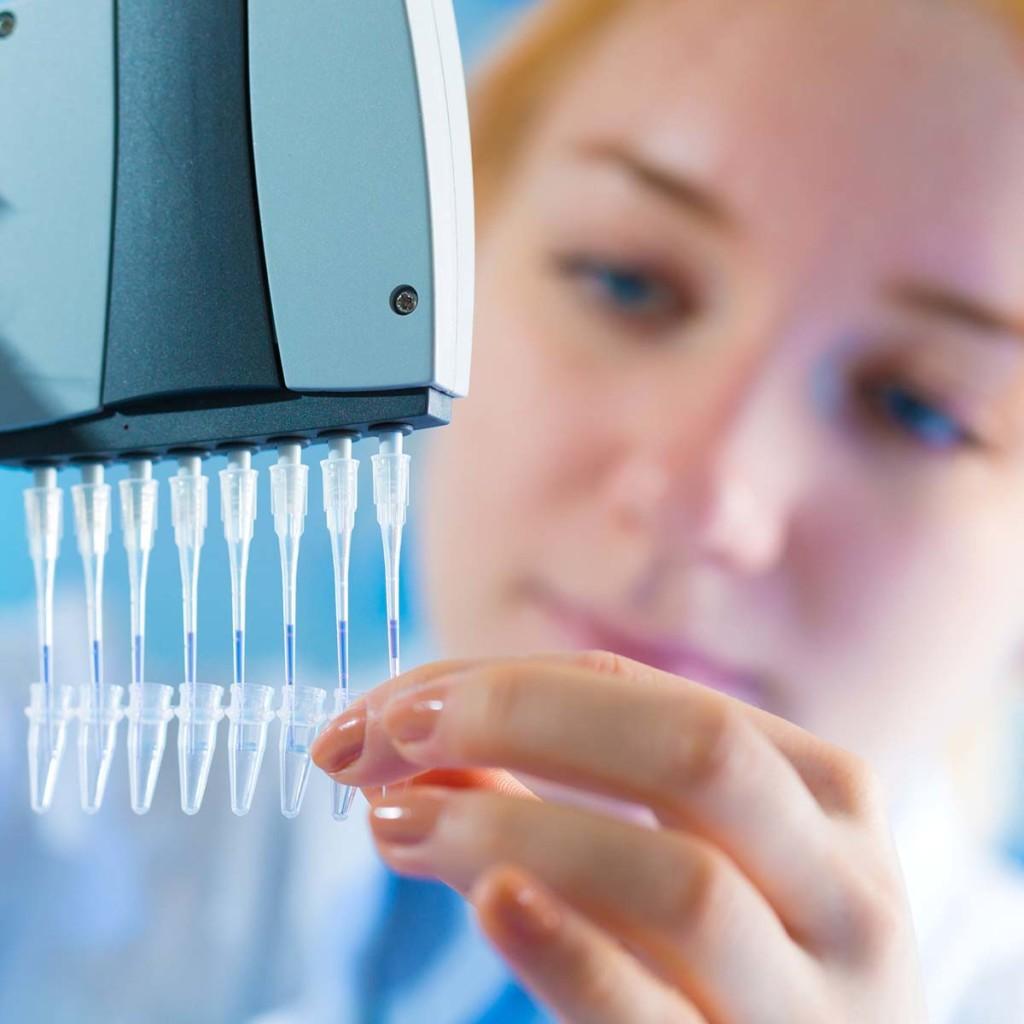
(527, 585, 770, 708)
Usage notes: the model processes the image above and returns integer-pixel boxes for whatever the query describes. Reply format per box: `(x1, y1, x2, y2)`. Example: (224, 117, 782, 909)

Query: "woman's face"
(424, 0, 1024, 771)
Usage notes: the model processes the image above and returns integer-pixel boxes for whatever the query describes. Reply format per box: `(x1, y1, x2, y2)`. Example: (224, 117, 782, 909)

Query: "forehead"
(534, 0, 1024, 303)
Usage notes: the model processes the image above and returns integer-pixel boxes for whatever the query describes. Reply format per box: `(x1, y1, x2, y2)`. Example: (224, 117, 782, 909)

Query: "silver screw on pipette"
(322, 434, 359, 820)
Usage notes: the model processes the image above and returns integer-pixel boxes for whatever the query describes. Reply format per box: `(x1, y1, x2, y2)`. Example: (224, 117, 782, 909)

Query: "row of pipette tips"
(23, 431, 411, 819)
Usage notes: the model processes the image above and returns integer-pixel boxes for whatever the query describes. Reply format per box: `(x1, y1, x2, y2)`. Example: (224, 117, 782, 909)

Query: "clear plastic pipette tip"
(120, 459, 170, 814)
(270, 443, 325, 817)
(372, 432, 410, 680)
(23, 466, 71, 813)
(322, 436, 359, 819)
(170, 456, 222, 814)
(221, 449, 264, 814)
(72, 463, 122, 813)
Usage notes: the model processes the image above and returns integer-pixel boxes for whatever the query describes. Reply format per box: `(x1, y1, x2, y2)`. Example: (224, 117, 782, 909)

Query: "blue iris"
(592, 266, 661, 311)
(875, 383, 968, 450)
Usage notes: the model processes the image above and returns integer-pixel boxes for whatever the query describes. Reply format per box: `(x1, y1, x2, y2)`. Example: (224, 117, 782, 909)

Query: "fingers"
(369, 786, 827, 1023)
(473, 865, 706, 1024)
(318, 656, 856, 951)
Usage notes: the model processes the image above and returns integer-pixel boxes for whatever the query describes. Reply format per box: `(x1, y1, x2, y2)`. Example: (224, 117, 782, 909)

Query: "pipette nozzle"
(270, 441, 309, 542)
(170, 455, 208, 552)
(72, 462, 112, 561)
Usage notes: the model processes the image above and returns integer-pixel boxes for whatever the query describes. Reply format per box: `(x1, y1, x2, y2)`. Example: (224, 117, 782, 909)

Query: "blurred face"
(425, 0, 1024, 772)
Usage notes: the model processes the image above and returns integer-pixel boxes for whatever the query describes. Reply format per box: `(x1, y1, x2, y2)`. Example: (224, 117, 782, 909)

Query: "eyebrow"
(889, 281, 1024, 343)
(574, 140, 737, 232)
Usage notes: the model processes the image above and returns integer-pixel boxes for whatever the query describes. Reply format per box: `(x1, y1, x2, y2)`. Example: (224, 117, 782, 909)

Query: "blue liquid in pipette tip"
(133, 634, 143, 686)
(388, 618, 399, 679)
(233, 629, 244, 686)
(41, 643, 51, 687)
(337, 619, 349, 693)
(285, 622, 296, 688)
(91, 639, 102, 687)
(186, 631, 196, 685)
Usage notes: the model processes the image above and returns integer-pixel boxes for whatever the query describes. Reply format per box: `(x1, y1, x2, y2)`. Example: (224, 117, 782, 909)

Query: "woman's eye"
(865, 381, 975, 451)
(555, 256, 692, 325)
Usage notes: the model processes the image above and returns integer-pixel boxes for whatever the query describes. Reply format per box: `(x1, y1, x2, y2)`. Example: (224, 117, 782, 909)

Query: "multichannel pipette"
(221, 449, 272, 816)
(322, 435, 360, 820)
(170, 456, 224, 815)
(271, 443, 327, 818)
(71, 463, 123, 814)
(23, 467, 73, 813)
(120, 459, 173, 815)
(5, 1, 473, 817)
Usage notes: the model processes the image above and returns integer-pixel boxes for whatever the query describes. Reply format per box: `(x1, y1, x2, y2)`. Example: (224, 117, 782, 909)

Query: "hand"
(311, 651, 927, 1023)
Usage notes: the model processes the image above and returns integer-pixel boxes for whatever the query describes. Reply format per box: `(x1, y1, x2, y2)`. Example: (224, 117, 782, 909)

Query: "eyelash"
(857, 377, 980, 453)
(554, 254, 696, 329)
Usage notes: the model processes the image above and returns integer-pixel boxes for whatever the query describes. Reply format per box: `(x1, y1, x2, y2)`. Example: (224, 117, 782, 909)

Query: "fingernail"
(499, 876, 562, 945)
(311, 704, 366, 773)
(382, 688, 446, 744)
(370, 790, 445, 846)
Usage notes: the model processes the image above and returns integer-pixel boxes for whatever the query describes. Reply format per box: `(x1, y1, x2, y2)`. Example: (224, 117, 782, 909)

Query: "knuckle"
(571, 648, 634, 677)
(454, 666, 523, 760)
(841, 874, 906, 964)
(665, 840, 734, 940)
(823, 749, 886, 819)
(662, 703, 749, 793)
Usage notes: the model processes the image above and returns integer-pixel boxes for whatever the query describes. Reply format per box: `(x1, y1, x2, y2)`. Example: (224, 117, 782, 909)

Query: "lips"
(529, 586, 769, 708)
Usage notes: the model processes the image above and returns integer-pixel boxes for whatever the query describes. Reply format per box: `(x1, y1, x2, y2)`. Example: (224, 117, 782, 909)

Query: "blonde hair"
(469, 0, 1024, 222)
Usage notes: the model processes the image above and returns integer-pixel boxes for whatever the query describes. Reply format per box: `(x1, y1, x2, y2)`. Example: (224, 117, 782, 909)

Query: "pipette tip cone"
(227, 684, 275, 816)
(127, 683, 174, 815)
(176, 683, 224, 815)
(26, 685, 75, 814)
(278, 686, 327, 818)
(77, 685, 125, 814)
(332, 781, 357, 821)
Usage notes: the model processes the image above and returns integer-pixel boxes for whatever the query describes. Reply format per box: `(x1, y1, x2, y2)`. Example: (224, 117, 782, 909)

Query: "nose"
(606, 353, 801, 579)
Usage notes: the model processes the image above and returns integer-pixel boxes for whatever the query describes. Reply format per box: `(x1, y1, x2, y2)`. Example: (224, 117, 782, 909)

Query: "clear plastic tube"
(170, 455, 223, 814)
(270, 442, 325, 817)
(322, 435, 359, 820)
(220, 449, 265, 815)
(120, 459, 170, 814)
(23, 466, 72, 812)
(72, 463, 122, 813)
(372, 431, 411, 680)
